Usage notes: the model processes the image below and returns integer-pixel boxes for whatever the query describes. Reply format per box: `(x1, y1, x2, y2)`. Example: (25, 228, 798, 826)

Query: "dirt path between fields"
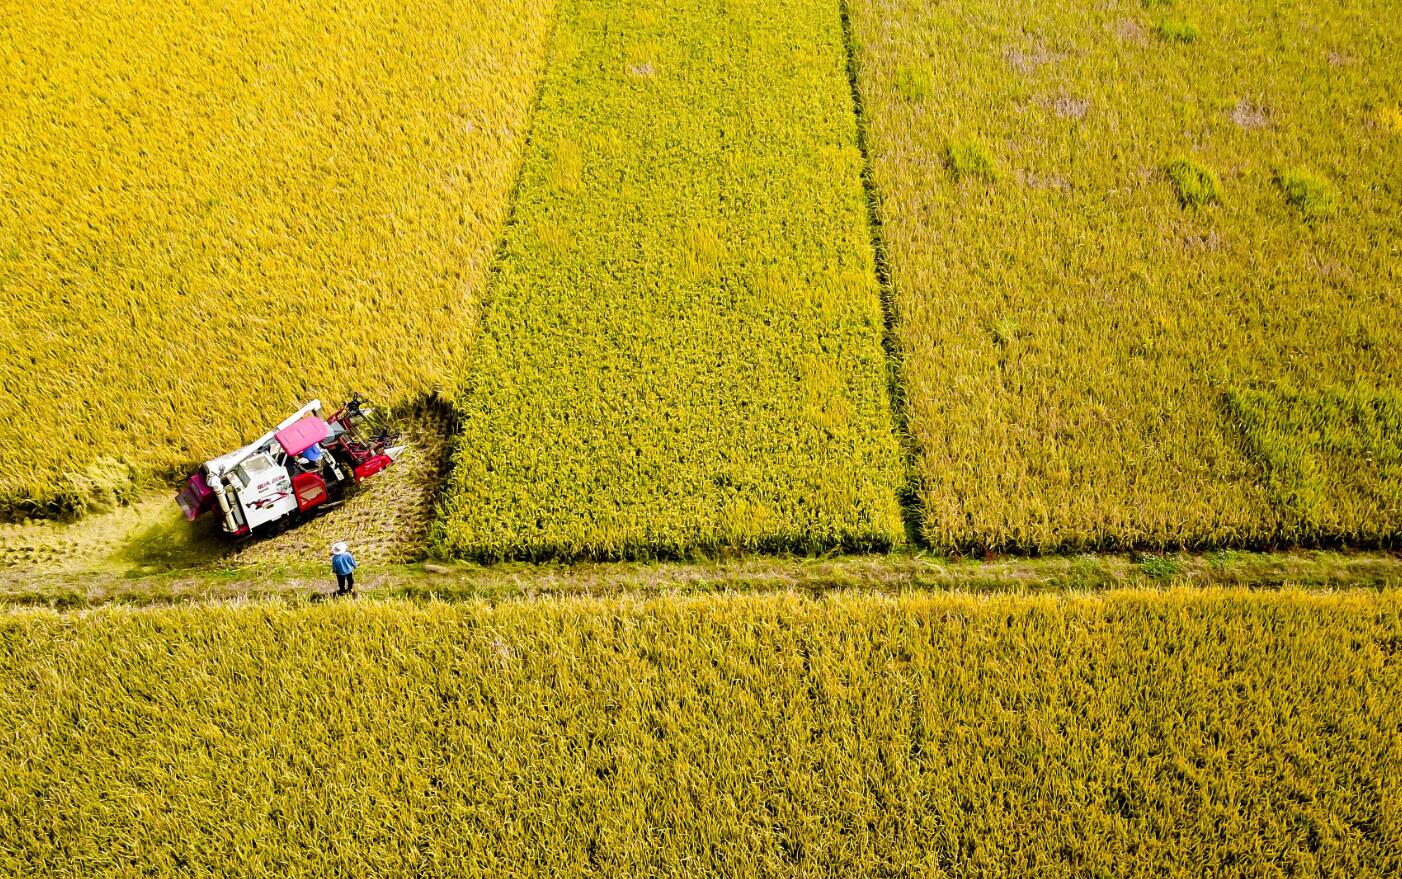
(3, 546, 1399, 610)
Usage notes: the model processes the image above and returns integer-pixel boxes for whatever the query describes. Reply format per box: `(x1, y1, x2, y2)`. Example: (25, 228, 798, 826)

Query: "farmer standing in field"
(331, 541, 357, 596)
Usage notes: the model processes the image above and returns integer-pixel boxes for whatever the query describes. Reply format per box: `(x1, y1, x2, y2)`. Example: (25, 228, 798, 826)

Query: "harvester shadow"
(119, 503, 232, 573)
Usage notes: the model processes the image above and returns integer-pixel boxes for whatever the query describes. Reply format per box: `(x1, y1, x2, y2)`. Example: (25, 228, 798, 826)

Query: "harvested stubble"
(230, 407, 454, 567)
(433, 0, 904, 559)
(1, 590, 1399, 876)
(847, 0, 1402, 551)
(0, 0, 557, 518)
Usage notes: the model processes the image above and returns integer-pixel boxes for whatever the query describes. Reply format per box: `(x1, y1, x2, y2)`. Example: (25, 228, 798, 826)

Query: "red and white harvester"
(176, 398, 404, 537)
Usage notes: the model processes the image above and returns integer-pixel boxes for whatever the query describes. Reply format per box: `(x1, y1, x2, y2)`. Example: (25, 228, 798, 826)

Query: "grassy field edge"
(4, 547, 1400, 609)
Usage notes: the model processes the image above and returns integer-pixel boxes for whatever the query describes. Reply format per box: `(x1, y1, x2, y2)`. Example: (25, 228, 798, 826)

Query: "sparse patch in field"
(945, 139, 998, 181)
(626, 61, 655, 77)
(1165, 156, 1221, 207)
(1277, 167, 1337, 219)
(489, 636, 514, 666)
(1112, 18, 1149, 45)
(1308, 250, 1355, 286)
(1050, 94, 1090, 120)
(1016, 169, 1072, 191)
(1155, 18, 1199, 44)
(1005, 44, 1059, 75)
(1230, 98, 1271, 129)
(1178, 229, 1223, 252)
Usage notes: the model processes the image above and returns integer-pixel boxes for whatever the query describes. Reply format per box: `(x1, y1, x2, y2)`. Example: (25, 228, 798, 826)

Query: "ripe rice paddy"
(2, 1, 1399, 874)
(4, 0, 1399, 559)
(1, 589, 1397, 877)
(0, 0, 557, 518)
(432, 0, 905, 560)
(847, 0, 1402, 552)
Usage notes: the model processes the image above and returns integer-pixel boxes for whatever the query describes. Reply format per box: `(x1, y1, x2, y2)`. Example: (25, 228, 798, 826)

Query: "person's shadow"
(308, 589, 354, 604)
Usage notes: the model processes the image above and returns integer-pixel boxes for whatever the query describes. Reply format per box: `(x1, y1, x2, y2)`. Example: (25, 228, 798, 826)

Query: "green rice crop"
(433, 0, 904, 559)
(945, 139, 999, 182)
(848, 0, 1402, 551)
(1278, 167, 1338, 219)
(1226, 384, 1402, 540)
(1165, 156, 1221, 207)
(2, 590, 1398, 876)
(1154, 18, 1200, 43)
(894, 65, 933, 102)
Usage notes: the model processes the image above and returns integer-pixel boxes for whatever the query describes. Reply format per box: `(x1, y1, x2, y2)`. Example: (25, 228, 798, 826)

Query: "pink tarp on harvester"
(275, 417, 330, 456)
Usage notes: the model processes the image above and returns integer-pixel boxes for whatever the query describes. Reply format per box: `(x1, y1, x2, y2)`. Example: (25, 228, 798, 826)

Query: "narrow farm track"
(4, 542, 1401, 609)
(433, 0, 905, 560)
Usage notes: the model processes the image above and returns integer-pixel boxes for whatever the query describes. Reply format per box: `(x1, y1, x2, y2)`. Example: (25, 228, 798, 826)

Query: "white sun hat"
(332, 542, 348, 554)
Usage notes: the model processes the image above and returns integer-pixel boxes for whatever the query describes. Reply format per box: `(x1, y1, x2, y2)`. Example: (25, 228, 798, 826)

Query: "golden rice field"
(1, 590, 1398, 876)
(0, 0, 556, 518)
(848, 0, 1402, 551)
(5, 0, 1400, 561)
(4, 1, 1399, 874)
(431, 0, 904, 559)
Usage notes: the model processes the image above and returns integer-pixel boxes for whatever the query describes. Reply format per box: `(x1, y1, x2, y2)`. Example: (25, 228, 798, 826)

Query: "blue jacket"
(331, 551, 356, 576)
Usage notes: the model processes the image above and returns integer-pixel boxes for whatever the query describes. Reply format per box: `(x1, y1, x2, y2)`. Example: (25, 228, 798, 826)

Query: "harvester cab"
(176, 398, 405, 537)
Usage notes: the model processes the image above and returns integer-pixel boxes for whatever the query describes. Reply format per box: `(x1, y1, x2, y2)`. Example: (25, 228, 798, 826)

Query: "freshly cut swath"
(2, 590, 1398, 875)
(847, 0, 1402, 551)
(0, 0, 557, 517)
(434, 0, 904, 559)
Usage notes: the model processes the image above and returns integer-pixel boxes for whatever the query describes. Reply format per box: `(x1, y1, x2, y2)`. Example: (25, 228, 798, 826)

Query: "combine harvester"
(176, 398, 404, 538)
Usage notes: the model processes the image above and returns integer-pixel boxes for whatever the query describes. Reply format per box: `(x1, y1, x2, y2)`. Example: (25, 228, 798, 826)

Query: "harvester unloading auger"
(176, 398, 405, 537)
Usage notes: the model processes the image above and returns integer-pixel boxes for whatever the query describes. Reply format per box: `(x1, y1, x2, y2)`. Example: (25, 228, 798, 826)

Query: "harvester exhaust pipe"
(210, 472, 238, 533)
